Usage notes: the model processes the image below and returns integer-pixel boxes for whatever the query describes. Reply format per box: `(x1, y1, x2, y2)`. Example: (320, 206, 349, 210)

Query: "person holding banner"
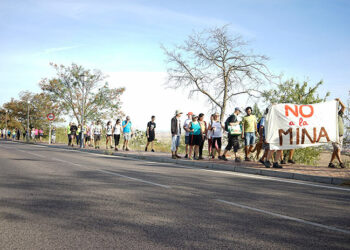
(329, 98, 346, 168)
(221, 107, 242, 162)
(241, 107, 258, 161)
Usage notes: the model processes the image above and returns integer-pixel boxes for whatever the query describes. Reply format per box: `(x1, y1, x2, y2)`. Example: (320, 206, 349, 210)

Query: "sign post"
(47, 113, 55, 145)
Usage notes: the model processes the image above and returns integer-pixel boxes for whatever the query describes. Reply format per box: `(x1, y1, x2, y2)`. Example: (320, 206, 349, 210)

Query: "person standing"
(171, 110, 182, 159)
(207, 114, 214, 158)
(106, 121, 113, 149)
(90, 121, 95, 147)
(51, 127, 56, 144)
(112, 119, 122, 151)
(221, 107, 242, 162)
(188, 115, 202, 160)
(145, 116, 156, 152)
(76, 124, 82, 145)
(16, 128, 21, 140)
(183, 112, 193, 158)
(66, 122, 72, 146)
(70, 123, 78, 147)
(31, 128, 36, 142)
(122, 116, 133, 151)
(209, 113, 225, 159)
(329, 98, 346, 168)
(198, 113, 207, 160)
(94, 120, 102, 149)
(258, 108, 269, 165)
(242, 107, 258, 161)
(12, 128, 16, 141)
(83, 123, 89, 147)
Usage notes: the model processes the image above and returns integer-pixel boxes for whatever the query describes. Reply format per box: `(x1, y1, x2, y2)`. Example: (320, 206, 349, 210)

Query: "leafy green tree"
(1, 91, 62, 132)
(262, 78, 330, 165)
(40, 63, 125, 124)
(262, 78, 330, 104)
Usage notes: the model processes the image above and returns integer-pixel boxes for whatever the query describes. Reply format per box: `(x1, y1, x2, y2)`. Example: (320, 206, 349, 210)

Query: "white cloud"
(43, 45, 82, 54)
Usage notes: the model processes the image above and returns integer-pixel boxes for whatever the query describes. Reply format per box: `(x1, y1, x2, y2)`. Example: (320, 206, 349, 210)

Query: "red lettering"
(299, 105, 314, 118)
(285, 105, 298, 117)
(289, 121, 295, 125)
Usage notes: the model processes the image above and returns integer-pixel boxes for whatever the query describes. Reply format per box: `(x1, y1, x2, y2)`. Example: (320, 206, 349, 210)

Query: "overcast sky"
(0, 0, 349, 131)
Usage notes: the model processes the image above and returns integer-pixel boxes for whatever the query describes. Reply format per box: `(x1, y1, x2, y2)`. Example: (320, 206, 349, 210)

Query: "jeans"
(244, 132, 256, 146)
(171, 135, 180, 152)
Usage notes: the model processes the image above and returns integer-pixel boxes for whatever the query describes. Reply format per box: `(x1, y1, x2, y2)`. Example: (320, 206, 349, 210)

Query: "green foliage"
(252, 103, 263, 120)
(262, 78, 330, 105)
(40, 63, 125, 124)
(292, 147, 322, 166)
(1, 91, 62, 132)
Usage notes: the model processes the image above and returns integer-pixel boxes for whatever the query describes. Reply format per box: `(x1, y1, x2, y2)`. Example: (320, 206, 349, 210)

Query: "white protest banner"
(266, 101, 338, 150)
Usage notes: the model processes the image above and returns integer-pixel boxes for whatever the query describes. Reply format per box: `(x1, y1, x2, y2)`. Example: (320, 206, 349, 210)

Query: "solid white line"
(17, 149, 44, 158)
(216, 199, 350, 235)
(98, 169, 171, 189)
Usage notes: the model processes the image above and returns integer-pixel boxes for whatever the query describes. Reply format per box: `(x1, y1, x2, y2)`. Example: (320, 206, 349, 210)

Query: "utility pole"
(80, 74, 85, 149)
(27, 101, 30, 142)
(5, 110, 8, 140)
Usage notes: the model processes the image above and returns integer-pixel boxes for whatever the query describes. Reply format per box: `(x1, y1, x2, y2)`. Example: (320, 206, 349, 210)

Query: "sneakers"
(280, 160, 287, 165)
(145, 147, 148, 152)
(198, 156, 204, 160)
(172, 155, 176, 159)
(328, 162, 336, 168)
(259, 158, 265, 165)
(151, 149, 155, 152)
(273, 162, 283, 168)
(245, 157, 251, 162)
(220, 155, 228, 161)
(184, 154, 188, 159)
(175, 154, 182, 159)
(235, 157, 241, 163)
(288, 159, 296, 164)
(264, 161, 271, 168)
(340, 162, 345, 168)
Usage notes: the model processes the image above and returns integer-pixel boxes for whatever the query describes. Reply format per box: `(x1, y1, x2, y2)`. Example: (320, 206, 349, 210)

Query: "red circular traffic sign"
(47, 113, 55, 121)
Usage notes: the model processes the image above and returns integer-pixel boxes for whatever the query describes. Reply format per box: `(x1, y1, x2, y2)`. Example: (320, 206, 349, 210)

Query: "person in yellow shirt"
(241, 107, 258, 161)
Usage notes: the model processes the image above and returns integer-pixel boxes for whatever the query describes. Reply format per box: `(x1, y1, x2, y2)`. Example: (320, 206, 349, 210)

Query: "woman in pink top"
(39, 128, 44, 142)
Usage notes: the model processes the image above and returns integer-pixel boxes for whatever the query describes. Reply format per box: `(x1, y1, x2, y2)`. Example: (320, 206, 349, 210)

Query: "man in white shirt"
(90, 121, 95, 147)
(183, 112, 193, 158)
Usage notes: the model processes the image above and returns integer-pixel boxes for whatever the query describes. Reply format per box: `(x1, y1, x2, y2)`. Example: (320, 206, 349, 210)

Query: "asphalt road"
(0, 140, 349, 249)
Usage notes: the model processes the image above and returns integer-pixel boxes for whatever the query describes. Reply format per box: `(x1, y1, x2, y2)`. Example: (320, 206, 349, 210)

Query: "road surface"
(0, 140, 349, 249)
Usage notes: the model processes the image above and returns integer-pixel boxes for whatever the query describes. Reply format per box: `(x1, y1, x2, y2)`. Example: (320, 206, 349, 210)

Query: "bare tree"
(162, 25, 275, 121)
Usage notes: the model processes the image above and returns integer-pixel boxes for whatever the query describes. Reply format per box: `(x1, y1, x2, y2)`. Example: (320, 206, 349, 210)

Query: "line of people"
(66, 116, 157, 152)
(170, 98, 346, 169)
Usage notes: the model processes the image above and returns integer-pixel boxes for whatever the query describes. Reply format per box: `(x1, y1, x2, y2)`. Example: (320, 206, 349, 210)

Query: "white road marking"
(17, 149, 43, 158)
(4, 142, 350, 192)
(98, 169, 171, 189)
(216, 199, 350, 235)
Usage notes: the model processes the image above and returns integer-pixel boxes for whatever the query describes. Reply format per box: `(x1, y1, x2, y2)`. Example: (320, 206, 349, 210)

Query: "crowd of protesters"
(0, 99, 346, 169)
(170, 98, 346, 169)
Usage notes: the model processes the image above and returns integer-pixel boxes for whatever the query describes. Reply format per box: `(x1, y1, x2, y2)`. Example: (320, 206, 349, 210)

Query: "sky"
(0, 0, 349, 131)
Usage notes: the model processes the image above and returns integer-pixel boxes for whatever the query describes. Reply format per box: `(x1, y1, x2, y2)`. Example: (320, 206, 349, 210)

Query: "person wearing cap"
(122, 116, 133, 151)
(188, 114, 202, 160)
(221, 107, 242, 162)
(183, 112, 193, 158)
(171, 110, 183, 159)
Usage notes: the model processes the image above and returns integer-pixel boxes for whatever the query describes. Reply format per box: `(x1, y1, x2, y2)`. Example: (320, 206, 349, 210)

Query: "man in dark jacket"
(171, 110, 183, 159)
